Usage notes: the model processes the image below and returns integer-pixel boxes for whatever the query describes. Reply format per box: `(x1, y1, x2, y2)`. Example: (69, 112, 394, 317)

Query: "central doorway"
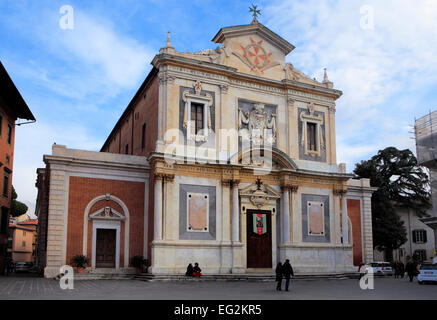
(246, 210, 272, 268)
(96, 229, 116, 268)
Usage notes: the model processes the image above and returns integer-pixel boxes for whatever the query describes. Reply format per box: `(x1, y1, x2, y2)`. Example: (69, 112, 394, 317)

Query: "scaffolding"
(415, 110, 437, 167)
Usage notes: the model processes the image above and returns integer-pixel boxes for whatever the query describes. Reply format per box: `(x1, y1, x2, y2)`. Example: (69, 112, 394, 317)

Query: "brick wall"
(66, 176, 145, 267)
(347, 199, 363, 266)
(103, 75, 159, 157)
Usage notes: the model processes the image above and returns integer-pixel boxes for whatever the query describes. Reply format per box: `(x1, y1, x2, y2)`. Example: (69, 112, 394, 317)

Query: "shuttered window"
(412, 229, 427, 244)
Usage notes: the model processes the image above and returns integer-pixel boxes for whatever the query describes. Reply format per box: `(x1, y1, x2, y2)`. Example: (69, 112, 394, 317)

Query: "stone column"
(282, 187, 290, 244)
(154, 174, 163, 241)
(232, 180, 240, 242)
(290, 185, 299, 243)
(221, 179, 232, 242)
(342, 192, 349, 244)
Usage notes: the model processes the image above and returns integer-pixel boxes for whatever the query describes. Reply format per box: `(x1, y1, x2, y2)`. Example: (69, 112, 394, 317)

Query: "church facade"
(36, 19, 375, 277)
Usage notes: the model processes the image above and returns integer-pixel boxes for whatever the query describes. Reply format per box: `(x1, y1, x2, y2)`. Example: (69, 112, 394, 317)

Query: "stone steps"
(133, 272, 361, 282)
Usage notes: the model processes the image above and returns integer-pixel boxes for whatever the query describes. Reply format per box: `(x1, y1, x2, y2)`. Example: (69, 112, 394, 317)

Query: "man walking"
(405, 257, 417, 282)
(282, 259, 294, 292)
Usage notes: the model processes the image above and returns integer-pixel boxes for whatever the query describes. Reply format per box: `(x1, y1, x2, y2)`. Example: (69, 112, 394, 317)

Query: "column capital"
(154, 173, 165, 181)
(231, 179, 240, 188)
(281, 183, 298, 193)
(163, 174, 175, 182)
(221, 179, 232, 187)
(333, 188, 347, 197)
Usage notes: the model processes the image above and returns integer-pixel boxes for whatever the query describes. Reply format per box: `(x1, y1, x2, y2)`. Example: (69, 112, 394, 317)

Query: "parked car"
(14, 262, 34, 273)
(418, 264, 437, 284)
(369, 262, 393, 276)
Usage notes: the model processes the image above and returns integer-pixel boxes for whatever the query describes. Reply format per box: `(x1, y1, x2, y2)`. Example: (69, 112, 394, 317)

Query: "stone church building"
(36, 18, 375, 277)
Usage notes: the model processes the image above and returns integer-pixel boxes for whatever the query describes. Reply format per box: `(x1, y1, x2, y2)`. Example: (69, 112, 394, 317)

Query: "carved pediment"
(210, 23, 295, 80)
(89, 207, 125, 221)
(240, 183, 281, 208)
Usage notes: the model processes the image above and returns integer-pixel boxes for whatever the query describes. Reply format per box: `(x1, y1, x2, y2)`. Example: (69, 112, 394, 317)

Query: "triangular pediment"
(210, 22, 295, 80)
(212, 22, 295, 55)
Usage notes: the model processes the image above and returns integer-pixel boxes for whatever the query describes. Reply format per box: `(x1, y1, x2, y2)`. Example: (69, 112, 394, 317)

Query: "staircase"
(133, 272, 360, 282)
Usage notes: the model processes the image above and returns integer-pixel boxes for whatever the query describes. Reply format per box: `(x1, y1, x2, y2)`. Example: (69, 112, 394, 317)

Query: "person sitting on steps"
(193, 262, 202, 277)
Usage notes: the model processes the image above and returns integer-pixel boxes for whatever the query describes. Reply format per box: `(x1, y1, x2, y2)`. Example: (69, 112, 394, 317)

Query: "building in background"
(374, 206, 435, 263)
(36, 18, 375, 278)
(415, 111, 437, 258)
(7, 214, 38, 263)
(0, 61, 36, 275)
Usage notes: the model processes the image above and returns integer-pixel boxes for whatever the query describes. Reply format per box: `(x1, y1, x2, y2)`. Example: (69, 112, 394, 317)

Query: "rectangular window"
(0, 208, 8, 234)
(141, 123, 146, 151)
(7, 123, 12, 145)
(23, 231, 26, 236)
(307, 122, 317, 151)
(190, 103, 204, 135)
(125, 144, 129, 155)
(22, 241, 26, 247)
(412, 229, 427, 244)
(3, 174, 9, 197)
(414, 249, 427, 262)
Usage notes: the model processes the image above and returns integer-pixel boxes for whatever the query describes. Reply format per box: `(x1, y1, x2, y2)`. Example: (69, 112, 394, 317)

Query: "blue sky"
(0, 0, 436, 215)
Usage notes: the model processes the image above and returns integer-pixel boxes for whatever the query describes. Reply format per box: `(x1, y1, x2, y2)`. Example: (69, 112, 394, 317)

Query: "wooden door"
(96, 229, 116, 268)
(246, 210, 272, 268)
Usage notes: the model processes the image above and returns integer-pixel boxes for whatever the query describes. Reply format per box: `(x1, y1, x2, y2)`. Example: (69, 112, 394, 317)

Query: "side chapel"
(36, 15, 375, 277)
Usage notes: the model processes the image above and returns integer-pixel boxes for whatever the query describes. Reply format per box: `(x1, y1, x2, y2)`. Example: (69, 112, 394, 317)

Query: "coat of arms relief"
(238, 102, 277, 146)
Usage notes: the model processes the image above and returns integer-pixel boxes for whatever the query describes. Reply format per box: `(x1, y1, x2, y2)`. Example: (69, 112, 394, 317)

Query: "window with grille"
(412, 229, 427, 244)
(190, 103, 204, 135)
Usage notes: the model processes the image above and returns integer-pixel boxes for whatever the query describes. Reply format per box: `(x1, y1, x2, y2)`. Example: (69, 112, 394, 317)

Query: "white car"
(418, 264, 437, 284)
(369, 262, 393, 276)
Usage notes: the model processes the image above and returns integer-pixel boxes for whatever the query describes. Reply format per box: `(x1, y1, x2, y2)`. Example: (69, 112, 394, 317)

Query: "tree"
(354, 147, 431, 260)
(10, 186, 28, 217)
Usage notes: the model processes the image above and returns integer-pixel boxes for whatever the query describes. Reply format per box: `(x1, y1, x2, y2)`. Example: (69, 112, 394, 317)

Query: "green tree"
(354, 147, 431, 260)
(10, 186, 28, 217)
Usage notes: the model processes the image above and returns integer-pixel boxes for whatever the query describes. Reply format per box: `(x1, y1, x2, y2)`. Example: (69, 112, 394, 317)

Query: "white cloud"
(264, 0, 437, 170)
(13, 121, 102, 218)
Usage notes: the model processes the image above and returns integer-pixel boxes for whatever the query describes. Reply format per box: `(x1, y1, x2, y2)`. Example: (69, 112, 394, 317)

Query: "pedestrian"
(193, 262, 202, 277)
(433, 256, 437, 264)
(282, 259, 294, 291)
(399, 261, 405, 278)
(405, 258, 417, 282)
(185, 263, 194, 277)
(6, 259, 13, 276)
(358, 262, 366, 280)
(275, 262, 283, 291)
(394, 261, 399, 278)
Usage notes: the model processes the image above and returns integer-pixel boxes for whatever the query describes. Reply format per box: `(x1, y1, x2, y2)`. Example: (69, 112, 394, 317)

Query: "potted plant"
(70, 255, 89, 274)
(131, 256, 146, 274)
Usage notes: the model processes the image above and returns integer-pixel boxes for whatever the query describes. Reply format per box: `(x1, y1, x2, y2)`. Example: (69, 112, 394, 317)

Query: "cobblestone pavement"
(0, 275, 436, 300)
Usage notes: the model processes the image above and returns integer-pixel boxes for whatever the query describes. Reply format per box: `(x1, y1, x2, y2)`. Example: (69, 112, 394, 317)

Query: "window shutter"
(412, 230, 417, 243)
(423, 230, 427, 243)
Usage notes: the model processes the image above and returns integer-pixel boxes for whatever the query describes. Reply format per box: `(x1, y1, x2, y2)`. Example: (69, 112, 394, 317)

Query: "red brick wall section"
(66, 176, 145, 267)
(104, 75, 159, 157)
(347, 199, 363, 266)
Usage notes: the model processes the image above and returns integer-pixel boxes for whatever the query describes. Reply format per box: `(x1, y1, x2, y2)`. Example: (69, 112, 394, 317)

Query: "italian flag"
(253, 214, 267, 235)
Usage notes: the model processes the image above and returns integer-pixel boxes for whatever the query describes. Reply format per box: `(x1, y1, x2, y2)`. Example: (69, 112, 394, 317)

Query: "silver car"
(370, 262, 394, 276)
(418, 264, 437, 284)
